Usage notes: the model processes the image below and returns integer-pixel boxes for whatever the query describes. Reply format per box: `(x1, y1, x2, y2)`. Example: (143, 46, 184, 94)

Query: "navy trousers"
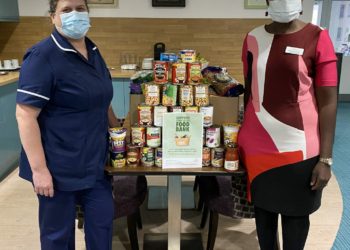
(37, 178, 114, 250)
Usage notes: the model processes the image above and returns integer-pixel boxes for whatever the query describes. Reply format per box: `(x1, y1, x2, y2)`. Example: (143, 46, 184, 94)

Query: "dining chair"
(76, 175, 147, 250)
(198, 174, 255, 250)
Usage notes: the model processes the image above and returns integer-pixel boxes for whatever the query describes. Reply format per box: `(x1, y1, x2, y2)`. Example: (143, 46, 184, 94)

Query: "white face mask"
(268, 0, 302, 23)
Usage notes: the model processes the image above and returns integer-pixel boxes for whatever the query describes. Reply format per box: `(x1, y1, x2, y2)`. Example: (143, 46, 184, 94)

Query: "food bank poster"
(163, 113, 203, 169)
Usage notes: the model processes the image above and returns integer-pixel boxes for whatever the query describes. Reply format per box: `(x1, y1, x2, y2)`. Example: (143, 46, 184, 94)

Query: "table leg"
(168, 175, 181, 250)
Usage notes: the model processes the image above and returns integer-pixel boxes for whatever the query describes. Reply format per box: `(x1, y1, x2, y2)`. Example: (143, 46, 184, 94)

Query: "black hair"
(49, 0, 89, 14)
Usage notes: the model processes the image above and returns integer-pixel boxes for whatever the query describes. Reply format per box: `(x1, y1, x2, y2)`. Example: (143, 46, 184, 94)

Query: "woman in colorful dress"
(238, 0, 338, 249)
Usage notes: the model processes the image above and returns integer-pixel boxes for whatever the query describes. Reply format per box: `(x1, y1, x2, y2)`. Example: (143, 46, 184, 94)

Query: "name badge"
(285, 46, 304, 56)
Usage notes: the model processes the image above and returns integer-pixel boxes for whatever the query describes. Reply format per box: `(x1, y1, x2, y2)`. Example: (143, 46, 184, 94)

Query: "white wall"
(18, 0, 314, 21)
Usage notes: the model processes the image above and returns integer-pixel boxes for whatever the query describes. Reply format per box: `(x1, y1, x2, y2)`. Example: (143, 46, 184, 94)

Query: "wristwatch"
(319, 157, 333, 167)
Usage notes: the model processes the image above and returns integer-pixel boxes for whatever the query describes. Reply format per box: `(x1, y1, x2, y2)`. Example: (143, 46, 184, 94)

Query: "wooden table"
(105, 166, 244, 250)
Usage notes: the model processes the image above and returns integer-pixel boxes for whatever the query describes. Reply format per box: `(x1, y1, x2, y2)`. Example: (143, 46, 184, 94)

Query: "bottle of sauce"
(224, 146, 239, 172)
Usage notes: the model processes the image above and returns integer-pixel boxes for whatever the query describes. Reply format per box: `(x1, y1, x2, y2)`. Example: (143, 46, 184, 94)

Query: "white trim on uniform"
(92, 46, 97, 51)
(17, 89, 50, 101)
(50, 34, 77, 53)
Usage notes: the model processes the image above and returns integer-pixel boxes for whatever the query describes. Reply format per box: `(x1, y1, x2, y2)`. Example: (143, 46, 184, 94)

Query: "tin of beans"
(126, 144, 140, 167)
(179, 85, 193, 106)
(211, 147, 224, 168)
(194, 84, 209, 106)
(146, 127, 161, 148)
(202, 147, 211, 167)
(155, 147, 163, 168)
(200, 106, 214, 127)
(131, 126, 146, 147)
(144, 83, 160, 106)
(141, 147, 154, 167)
(154, 61, 168, 84)
(138, 104, 153, 126)
(206, 126, 221, 148)
(162, 83, 177, 106)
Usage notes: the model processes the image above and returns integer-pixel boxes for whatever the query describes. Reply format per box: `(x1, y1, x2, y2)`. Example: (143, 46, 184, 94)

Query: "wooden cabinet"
(110, 78, 131, 119)
(0, 0, 19, 22)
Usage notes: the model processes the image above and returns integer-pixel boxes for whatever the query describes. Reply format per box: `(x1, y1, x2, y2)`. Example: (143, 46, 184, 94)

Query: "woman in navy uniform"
(16, 0, 118, 249)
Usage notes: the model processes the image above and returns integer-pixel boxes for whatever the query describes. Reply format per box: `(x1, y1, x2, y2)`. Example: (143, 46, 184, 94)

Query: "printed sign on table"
(162, 113, 203, 169)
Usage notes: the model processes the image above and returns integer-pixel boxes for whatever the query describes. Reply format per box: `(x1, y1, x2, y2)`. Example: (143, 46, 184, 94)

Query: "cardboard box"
(209, 95, 239, 125)
(128, 94, 239, 126)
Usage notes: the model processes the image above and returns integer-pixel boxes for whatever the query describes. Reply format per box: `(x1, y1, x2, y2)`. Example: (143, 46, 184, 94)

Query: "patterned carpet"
(332, 102, 350, 249)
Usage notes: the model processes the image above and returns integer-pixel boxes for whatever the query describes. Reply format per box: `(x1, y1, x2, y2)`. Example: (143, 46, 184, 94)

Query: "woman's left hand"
(310, 162, 332, 190)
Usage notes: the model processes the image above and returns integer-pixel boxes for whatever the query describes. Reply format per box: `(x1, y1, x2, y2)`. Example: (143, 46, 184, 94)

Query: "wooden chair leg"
(76, 205, 84, 229)
(197, 195, 204, 211)
(200, 205, 209, 229)
(193, 176, 199, 191)
(207, 210, 219, 250)
(127, 213, 139, 250)
(136, 208, 143, 230)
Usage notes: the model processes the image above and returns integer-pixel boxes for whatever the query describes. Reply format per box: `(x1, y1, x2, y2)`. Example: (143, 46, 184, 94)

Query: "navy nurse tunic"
(16, 29, 113, 191)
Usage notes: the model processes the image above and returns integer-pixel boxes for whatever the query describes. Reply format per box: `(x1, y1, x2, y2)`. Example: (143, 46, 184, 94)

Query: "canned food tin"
(141, 147, 154, 167)
(162, 84, 178, 106)
(138, 104, 153, 126)
(172, 63, 187, 84)
(131, 126, 146, 147)
(110, 152, 126, 168)
(153, 61, 168, 84)
(169, 106, 183, 113)
(202, 147, 211, 167)
(224, 146, 239, 172)
(194, 84, 209, 106)
(211, 147, 224, 168)
(187, 62, 202, 84)
(154, 106, 168, 127)
(146, 127, 161, 148)
(155, 147, 163, 168)
(206, 126, 221, 148)
(126, 144, 140, 167)
(144, 83, 160, 106)
(184, 106, 198, 113)
(223, 123, 240, 147)
(179, 85, 193, 106)
(200, 106, 214, 127)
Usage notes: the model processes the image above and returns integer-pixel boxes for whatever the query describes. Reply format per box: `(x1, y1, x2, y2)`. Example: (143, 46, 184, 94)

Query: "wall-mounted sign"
(162, 113, 203, 169)
(152, 0, 186, 7)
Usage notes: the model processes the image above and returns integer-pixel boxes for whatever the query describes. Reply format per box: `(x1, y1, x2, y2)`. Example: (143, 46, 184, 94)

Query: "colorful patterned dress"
(238, 23, 338, 216)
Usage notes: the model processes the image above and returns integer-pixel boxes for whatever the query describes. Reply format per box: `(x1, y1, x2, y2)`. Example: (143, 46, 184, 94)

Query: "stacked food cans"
(109, 49, 240, 170)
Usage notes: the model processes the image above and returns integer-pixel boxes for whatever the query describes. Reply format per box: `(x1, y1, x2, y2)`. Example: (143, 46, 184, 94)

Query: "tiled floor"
(331, 102, 350, 250)
(0, 168, 342, 250)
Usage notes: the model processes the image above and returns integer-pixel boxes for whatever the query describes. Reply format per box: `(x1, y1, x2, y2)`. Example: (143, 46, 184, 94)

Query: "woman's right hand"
(32, 168, 54, 197)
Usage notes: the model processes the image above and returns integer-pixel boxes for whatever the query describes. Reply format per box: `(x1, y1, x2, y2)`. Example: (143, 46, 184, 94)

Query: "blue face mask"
(58, 11, 91, 40)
